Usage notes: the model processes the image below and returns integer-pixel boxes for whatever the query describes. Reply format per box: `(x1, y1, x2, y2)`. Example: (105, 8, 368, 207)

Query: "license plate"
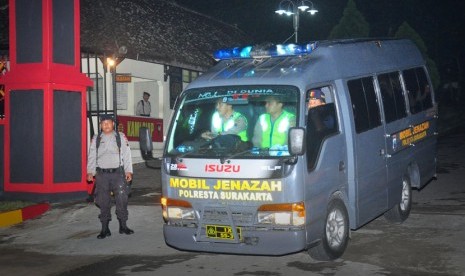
(206, 225, 242, 240)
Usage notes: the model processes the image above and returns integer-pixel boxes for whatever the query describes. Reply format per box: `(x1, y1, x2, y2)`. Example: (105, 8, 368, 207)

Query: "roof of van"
(187, 39, 425, 90)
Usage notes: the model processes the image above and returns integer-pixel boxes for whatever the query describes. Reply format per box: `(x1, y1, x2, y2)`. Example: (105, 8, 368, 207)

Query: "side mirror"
(139, 127, 153, 160)
(288, 127, 305, 156)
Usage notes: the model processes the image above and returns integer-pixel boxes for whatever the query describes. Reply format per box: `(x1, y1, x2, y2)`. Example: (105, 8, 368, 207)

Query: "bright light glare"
(107, 58, 115, 67)
(298, 5, 309, 11)
(285, 10, 294, 16)
(308, 8, 318, 15)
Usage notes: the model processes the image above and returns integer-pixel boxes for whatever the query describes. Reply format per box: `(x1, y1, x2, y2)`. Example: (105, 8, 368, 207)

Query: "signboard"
(116, 82, 128, 110)
(116, 74, 131, 83)
(88, 74, 129, 111)
(117, 115, 163, 142)
(389, 120, 435, 154)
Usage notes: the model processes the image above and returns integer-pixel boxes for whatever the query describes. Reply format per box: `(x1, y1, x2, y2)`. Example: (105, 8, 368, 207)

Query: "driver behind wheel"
(201, 98, 248, 141)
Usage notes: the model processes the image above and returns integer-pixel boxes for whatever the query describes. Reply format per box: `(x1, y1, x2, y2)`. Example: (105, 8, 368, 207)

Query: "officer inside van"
(252, 96, 296, 149)
(201, 98, 248, 141)
(308, 88, 326, 109)
(307, 88, 335, 130)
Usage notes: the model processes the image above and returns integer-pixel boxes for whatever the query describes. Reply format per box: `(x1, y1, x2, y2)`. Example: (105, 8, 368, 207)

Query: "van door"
(347, 77, 388, 225)
(376, 72, 409, 208)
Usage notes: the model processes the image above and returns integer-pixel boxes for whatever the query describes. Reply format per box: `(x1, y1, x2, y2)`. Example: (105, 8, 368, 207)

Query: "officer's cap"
(309, 89, 326, 102)
(99, 114, 115, 122)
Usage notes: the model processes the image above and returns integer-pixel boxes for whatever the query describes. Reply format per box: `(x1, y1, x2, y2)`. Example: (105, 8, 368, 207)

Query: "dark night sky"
(175, 0, 465, 81)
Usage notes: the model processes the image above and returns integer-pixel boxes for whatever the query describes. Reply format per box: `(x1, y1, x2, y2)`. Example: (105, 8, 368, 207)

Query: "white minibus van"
(140, 39, 437, 260)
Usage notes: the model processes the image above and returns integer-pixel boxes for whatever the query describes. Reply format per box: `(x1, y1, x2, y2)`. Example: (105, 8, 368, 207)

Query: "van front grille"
(200, 207, 255, 226)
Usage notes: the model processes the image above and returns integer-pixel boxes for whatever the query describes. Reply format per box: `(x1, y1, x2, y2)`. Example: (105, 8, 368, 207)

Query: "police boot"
(97, 221, 111, 239)
(118, 219, 134, 235)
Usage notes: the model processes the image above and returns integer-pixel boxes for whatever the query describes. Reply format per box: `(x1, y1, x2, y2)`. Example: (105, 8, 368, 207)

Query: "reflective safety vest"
(212, 111, 248, 141)
(258, 110, 295, 148)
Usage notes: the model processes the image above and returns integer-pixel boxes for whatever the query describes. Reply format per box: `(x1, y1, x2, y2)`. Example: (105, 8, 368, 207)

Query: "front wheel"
(384, 175, 412, 223)
(308, 199, 349, 261)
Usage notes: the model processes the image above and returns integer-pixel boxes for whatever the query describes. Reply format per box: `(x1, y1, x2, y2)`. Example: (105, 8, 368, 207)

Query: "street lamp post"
(106, 57, 118, 121)
(275, 0, 318, 43)
(106, 46, 127, 128)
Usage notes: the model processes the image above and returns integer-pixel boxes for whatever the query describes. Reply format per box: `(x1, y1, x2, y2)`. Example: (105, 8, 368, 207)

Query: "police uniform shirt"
(87, 131, 133, 175)
(252, 111, 296, 148)
(136, 100, 151, 116)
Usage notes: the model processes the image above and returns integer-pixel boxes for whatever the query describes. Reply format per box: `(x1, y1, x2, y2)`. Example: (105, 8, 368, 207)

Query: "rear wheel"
(384, 175, 412, 223)
(308, 199, 349, 261)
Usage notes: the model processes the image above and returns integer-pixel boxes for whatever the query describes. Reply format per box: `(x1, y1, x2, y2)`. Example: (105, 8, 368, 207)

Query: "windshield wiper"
(219, 149, 253, 164)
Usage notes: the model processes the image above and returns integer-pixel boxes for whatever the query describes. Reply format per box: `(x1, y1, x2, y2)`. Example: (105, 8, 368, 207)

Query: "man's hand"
(125, 172, 133, 182)
(86, 173, 94, 182)
(201, 131, 216, 140)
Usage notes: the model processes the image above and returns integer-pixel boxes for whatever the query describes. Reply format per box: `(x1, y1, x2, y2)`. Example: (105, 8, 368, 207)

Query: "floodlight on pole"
(275, 0, 318, 43)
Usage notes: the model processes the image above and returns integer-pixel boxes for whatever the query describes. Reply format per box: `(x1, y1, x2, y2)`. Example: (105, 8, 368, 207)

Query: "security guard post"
(87, 115, 134, 239)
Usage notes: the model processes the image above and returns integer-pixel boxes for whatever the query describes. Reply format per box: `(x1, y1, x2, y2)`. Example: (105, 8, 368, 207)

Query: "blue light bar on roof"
(213, 42, 318, 60)
(214, 46, 252, 60)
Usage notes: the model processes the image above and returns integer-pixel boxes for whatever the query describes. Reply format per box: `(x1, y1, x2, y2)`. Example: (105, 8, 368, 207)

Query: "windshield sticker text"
(196, 88, 275, 100)
(198, 91, 219, 99)
(226, 88, 274, 95)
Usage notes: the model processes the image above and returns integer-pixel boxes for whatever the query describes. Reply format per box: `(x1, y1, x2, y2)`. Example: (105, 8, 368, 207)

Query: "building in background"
(0, 0, 248, 162)
(80, 0, 247, 161)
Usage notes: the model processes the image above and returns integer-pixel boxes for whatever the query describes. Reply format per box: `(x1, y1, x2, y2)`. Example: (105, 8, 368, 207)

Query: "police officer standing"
(87, 115, 134, 239)
(136, 92, 151, 116)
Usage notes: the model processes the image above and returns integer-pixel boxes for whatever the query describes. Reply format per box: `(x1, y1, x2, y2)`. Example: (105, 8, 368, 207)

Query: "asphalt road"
(1, 126, 464, 276)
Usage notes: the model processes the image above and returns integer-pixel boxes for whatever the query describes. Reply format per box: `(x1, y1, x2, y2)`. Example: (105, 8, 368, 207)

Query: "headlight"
(167, 207, 196, 220)
(161, 197, 195, 221)
(257, 202, 305, 226)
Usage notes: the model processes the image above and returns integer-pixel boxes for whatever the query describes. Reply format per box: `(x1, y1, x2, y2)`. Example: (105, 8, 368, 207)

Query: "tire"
(308, 199, 349, 261)
(384, 175, 412, 223)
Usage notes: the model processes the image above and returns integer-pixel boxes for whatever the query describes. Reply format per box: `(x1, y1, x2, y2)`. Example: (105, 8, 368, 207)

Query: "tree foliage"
(394, 22, 440, 89)
(394, 22, 427, 56)
(328, 0, 369, 39)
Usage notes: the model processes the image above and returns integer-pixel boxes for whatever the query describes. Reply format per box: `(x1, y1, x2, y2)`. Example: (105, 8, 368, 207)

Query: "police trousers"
(95, 170, 129, 223)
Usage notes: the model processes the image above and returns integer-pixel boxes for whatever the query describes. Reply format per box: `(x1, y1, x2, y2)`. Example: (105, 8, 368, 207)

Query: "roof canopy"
(0, 0, 248, 71)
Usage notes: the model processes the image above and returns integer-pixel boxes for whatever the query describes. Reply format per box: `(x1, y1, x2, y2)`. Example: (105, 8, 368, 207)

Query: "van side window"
(348, 77, 381, 133)
(306, 86, 338, 170)
(403, 67, 433, 114)
(378, 72, 407, 123)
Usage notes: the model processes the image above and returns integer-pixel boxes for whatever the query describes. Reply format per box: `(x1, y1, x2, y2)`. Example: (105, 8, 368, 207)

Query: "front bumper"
(163, 225, 307, 256)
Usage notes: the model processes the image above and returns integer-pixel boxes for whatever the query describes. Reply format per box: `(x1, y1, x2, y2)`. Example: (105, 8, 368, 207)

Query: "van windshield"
(166, 85, 299, 158)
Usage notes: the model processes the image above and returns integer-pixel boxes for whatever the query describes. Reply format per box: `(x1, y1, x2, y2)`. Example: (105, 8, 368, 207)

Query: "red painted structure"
(117, 115, 164, 142)
(0, 0, 92, 200)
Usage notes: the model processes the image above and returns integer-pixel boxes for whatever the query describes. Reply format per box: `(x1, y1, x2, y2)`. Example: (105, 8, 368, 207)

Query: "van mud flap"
(194, 205, 243, 244)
